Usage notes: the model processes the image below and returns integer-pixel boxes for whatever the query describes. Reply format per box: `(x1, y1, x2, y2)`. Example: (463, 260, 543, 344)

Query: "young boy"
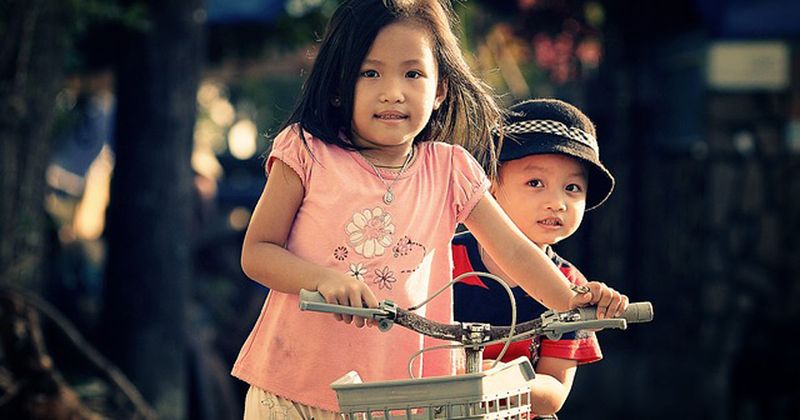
(453, 99, 627, 418)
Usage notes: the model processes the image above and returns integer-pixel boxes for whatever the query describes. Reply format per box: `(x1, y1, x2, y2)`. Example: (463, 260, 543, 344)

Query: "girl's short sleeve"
(451, 145, 491, 223)
(266, 125, 311, 186)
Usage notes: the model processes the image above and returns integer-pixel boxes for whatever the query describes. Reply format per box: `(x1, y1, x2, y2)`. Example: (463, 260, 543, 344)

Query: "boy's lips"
(537, 217, 563, 229)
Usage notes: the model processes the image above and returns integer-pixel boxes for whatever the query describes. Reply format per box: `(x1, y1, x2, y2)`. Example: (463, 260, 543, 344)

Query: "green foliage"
(269, 9, 332, 49)
(68, 0, 150, 34)
(233, 76, 305, 147)
(453, 0, 479, 52)
(63, 0, 150, 73)
(206, 1, 340, 64)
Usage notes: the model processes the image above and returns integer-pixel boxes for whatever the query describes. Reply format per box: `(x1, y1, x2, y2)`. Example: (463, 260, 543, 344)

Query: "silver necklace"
(362, 147, 414, 205)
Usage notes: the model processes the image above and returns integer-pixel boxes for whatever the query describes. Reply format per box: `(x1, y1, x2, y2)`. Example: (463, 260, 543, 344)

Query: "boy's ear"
(434, 79, 448, 110)
(489, 165, 505, 197)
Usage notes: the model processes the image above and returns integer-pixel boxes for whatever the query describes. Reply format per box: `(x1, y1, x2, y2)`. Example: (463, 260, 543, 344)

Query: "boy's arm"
(463, 192, 581, 312)
(479, 356, 577, 415)
(528, 357, 578, 415)
(241, 159, 378, 325)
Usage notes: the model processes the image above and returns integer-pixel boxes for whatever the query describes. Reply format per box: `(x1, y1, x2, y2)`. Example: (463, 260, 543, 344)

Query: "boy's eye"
(566, 183, 584, 193)
(360, 70, 379, 78)
(526, 179, 543, 188)
(405, 70, 422, 79)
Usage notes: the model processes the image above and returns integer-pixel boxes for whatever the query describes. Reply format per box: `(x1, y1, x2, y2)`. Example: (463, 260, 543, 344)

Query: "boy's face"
(492, 153, 587, 247)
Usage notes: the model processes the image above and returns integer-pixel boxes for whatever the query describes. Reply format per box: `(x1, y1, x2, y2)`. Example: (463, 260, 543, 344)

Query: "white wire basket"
(331, 356, 535, 420)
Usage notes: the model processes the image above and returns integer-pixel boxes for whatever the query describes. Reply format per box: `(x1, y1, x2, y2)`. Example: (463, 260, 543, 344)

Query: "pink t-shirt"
(231, 125, 490, 411)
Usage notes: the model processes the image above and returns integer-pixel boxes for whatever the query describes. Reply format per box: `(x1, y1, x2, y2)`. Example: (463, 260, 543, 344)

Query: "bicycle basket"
(331, 356, 535, 419)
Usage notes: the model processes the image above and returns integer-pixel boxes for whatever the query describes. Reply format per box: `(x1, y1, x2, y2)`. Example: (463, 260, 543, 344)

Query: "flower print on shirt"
(346, 207, 395, 258)
(392, 235, 427, 274)
(347, 262, 367, 281)
(373, 266, 397, 290)
(333, 246, 348, 261)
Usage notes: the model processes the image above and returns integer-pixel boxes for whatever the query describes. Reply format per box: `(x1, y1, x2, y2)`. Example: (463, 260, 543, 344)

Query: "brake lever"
(298, 289, 398, 331)
(541, 319, 627, 340)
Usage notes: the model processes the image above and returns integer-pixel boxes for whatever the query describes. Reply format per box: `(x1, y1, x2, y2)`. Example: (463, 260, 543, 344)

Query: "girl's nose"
(379, 79, 405, 103)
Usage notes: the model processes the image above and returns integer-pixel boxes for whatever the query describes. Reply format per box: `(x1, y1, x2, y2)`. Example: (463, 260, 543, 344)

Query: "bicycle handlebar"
(298, 289, 653, 343)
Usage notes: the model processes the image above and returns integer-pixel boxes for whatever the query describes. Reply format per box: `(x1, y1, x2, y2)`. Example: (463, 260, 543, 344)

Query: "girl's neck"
(358, 144, 415, 168)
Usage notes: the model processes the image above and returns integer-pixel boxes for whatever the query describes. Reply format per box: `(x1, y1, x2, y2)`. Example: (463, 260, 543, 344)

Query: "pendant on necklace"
(383, 190, 394, 205)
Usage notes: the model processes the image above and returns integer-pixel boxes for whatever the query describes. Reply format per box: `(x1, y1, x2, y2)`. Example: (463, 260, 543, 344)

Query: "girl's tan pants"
(243, 386, 342, 420)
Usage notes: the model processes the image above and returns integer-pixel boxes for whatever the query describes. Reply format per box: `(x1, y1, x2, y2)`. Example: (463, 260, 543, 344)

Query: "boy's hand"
(568, 281, 629, 319)
(316, 271, 379, 328)
(483, 359, 506, 371)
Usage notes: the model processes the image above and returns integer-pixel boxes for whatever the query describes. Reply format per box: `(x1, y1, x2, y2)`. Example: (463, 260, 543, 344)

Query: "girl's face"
(492, 154, 588, 248)
(351, 20, 447, 157)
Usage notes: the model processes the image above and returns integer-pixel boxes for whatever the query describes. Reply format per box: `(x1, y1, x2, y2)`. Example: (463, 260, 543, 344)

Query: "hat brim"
(499, 133, 614, 210)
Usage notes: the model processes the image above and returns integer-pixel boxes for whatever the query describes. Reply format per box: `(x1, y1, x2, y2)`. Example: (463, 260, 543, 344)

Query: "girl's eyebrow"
(400, 58, 426, 66)
(362, 58, 426, 66)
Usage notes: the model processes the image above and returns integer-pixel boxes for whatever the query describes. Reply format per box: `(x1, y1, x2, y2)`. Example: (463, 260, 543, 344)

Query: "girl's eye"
(405, 70, 422, 79)
(360, 70, 379, 78)
(566, 183, 584, 193)
(526, 179, 543, 188)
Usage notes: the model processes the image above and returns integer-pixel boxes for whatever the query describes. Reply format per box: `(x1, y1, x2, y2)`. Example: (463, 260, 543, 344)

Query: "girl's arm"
(463, 191, 581, 312)
(241, 159, 378, 326)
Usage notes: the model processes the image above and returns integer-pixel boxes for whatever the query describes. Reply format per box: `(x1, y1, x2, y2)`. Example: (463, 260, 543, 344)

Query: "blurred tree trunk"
(102, 0, 203, 418)
(0, 0, 69, 290)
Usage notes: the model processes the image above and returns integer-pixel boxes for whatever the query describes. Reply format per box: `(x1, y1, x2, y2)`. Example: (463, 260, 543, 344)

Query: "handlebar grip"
(577, 301, 653, 323)
(299, 289, 326, 304)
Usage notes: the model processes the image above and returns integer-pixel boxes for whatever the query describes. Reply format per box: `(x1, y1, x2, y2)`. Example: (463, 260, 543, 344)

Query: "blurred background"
(1, 0, 798, 419)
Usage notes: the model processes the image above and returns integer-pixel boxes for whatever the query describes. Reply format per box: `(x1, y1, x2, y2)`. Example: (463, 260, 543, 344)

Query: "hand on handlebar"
(315, 271, 379, 328)
(568, 281, 629, 319)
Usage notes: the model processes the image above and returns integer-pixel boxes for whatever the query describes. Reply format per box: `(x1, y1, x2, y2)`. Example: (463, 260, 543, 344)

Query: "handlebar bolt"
(377, 319, 393, 332)
(463, 322, 491, 345)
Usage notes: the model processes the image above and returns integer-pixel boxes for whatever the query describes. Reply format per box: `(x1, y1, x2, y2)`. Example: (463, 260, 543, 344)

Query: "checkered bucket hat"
(497, 99, 615, 210)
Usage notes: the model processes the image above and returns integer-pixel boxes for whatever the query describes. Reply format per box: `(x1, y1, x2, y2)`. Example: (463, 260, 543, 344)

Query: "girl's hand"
(315, 271, 379, 328)
(568, 281, 629, 319)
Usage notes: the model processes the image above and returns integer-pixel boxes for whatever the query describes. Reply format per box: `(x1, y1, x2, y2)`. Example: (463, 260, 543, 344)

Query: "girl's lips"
(374, 111, 408, 120)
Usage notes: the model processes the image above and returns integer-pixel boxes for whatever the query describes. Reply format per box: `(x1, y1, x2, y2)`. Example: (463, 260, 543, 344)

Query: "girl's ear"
(433, 79, 448, 110)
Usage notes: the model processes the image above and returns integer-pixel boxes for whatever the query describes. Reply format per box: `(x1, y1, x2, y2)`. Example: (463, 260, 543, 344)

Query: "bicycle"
(298, 273, 653, 419)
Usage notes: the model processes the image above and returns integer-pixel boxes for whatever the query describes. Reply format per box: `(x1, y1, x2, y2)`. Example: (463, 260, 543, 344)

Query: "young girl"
(232, 0, 625, 417)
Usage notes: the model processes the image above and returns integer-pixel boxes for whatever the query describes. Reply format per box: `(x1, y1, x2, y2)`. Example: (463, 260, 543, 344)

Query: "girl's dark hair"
(282, 0, 504, 178)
